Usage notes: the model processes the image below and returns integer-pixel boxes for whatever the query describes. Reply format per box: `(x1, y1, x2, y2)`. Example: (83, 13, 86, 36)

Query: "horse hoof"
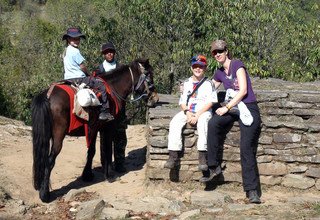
(40, 191, 50, 203)
(103, 169, 118, 182)
(82, 172, 94, 182)
(106, 176, 119, 183)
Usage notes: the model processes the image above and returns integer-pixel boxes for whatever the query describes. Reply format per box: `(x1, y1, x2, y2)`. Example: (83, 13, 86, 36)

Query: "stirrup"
(99, 112, 114, 121)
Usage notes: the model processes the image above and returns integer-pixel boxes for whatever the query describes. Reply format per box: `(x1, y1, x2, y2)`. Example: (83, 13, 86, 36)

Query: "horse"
(31, 58, 159, 202)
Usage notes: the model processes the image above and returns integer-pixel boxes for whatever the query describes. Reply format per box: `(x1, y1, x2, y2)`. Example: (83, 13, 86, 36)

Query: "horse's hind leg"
(36, 86, 69, 202)
(82, 132, 97, 182)
(39, 137, 64, 202)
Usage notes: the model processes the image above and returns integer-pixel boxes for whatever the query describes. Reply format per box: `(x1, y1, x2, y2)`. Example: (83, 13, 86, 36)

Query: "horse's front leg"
(82, 133, 97, 182)
(100, 129, 115, 180)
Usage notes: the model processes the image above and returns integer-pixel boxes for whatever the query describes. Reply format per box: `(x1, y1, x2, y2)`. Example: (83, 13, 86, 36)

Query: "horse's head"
(132, 58, 159, 107)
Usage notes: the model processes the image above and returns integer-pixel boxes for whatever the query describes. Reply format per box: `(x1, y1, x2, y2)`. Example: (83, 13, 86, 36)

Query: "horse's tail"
(31, 91, 52, 190)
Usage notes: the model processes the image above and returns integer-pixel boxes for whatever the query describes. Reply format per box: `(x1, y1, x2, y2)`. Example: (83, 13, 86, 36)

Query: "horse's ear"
(138, 63, 146, 73)
(136, 58, 149, 64)
(139, 58, 150, 67)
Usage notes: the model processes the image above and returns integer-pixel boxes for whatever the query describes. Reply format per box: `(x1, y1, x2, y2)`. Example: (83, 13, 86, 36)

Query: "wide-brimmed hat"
(101, 42, 116, 54)
(191, 55, 207, 67)
(211, 40, 227, 52)
(62, 27, 86, 40)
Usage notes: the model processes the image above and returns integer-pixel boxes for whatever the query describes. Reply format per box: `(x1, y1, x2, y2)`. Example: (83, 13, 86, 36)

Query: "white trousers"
(168, 111, 212, 151)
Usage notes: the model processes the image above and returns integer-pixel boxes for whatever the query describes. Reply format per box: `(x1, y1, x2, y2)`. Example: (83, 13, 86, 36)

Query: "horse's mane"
(106, 64, 127, 77)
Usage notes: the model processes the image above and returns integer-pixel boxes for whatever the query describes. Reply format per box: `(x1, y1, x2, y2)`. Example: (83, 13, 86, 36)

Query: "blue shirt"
(63, 45, 86, 79)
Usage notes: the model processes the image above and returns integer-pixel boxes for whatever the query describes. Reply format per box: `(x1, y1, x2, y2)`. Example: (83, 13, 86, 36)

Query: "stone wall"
(146, 78, 320, 190)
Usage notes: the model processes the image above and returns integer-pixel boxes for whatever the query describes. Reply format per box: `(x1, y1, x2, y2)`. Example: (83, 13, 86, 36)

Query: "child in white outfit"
(164, 55, 218, 171)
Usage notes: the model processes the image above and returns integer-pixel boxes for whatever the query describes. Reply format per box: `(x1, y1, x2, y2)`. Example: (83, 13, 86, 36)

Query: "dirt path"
(0, 121, 148, 205)
(1, 117, 320, 219)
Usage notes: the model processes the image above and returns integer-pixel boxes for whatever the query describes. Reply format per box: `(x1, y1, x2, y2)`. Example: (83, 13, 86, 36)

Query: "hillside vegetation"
(0, 0, 319, 124)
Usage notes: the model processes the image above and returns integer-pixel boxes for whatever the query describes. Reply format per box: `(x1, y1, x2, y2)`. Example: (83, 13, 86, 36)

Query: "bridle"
(111, 64, 153, 103)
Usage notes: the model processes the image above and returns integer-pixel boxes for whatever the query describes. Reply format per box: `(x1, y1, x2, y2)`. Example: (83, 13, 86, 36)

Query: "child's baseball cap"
(191, 55, 207, 67)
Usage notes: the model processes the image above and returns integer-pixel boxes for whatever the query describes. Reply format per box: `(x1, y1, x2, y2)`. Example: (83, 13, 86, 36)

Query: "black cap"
(101, 42, 116, 54)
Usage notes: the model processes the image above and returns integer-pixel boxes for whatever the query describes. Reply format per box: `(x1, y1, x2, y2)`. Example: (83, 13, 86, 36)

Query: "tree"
(0, 0, 319, 123)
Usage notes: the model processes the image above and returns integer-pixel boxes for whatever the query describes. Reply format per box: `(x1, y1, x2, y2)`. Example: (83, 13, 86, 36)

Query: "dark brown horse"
(31, 58, 159, 202)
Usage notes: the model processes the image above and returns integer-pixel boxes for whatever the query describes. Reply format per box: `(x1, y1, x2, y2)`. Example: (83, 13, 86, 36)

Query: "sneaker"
(199, 166, 222, 183)
(99, 112, 114, 121)
(246, 190, 261, 204)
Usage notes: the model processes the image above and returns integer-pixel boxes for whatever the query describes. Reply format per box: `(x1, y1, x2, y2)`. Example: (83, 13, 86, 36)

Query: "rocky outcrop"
(146, 78, 320, 190)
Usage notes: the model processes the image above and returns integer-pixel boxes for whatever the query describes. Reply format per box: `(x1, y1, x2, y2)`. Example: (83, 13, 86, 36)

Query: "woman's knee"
(208, 116, 221, 130)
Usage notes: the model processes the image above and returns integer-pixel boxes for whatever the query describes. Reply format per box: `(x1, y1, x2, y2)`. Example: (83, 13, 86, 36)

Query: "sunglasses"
(212, 49, 225, 56)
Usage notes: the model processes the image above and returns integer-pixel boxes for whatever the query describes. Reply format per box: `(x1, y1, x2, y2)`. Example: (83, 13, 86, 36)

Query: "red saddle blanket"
(54, 84, 90, 146)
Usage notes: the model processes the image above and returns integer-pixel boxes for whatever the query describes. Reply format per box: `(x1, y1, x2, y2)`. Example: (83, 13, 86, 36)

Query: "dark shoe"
(198, 151, 208, 171)
(99, 112, 114, 121)
(114, 163, 127, 173)
(246, 190, 261, 204)
(199, 166, 222, 183)
(164, 151, 179, 169)
(164, 160, 178, 169)
(198, 164, 208, 171)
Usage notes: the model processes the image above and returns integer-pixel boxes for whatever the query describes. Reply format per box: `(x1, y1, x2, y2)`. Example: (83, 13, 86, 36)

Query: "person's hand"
(188, 113, 199, 125)
(186, 111, 193, 123)
(216, 106, 228, 116)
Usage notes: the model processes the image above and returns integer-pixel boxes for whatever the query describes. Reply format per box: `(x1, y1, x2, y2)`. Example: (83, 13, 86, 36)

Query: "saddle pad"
(55, 84, 90, 147)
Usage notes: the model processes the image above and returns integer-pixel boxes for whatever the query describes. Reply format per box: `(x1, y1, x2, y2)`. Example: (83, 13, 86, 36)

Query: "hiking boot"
(114, 163, 127, 173)
(246, 190, 261, 204)
(198, 151, 208, 171)
(199, 166, 222, 183)
(99, 112, 114, 121)
(164, 151, 179, 169)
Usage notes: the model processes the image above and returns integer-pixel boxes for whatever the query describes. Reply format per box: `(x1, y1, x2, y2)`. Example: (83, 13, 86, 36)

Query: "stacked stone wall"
(146, 78, 320, 190)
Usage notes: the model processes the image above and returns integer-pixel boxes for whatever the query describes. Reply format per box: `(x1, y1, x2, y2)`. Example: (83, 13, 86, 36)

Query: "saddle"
(47, 83, 89, 132)
(47, 81, 97, 121)
(46, 80, 120, 147)
(46, 82, 98, 147)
